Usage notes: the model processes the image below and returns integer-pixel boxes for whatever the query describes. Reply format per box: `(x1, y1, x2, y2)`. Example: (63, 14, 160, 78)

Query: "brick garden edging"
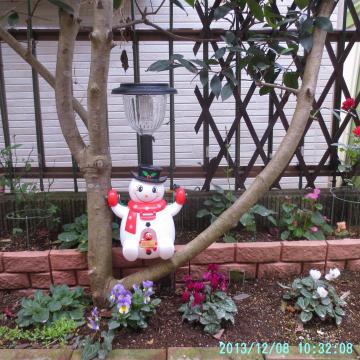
(0, 239, 360, 291)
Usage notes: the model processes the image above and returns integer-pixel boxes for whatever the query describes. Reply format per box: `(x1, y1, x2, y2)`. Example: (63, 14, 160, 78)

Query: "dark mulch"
(0, 271, 359, 349)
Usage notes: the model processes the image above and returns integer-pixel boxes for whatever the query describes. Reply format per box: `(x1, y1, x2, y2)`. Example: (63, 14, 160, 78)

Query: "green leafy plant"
(331, 98, 359, 186)
(240, 204, 277, 241)
(57, 214, 119, 252)
(81, 307, 114, 360)
(16, 285, 88, 327)
(0, 318, 77, 346)
(178, 264, 237, 335)
(108, 281, 160, 331)
(196, 185, 237, 242)
(282, 268, 346, 325)
(279, 188, 333, 240)
(197, 185, 277, 242)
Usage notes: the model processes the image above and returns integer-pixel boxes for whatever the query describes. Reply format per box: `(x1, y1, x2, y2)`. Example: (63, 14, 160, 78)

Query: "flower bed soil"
(0, 271, 359, 349)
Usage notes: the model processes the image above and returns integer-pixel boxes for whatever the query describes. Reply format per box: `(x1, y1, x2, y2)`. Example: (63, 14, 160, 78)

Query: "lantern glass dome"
(111, 83, 177, 136)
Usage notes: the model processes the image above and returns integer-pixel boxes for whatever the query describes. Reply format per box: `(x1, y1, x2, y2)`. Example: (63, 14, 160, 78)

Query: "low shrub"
(197, 185, 276, 242)
(282, 268, 346, 325)
(81, 307, 114, 360)
(16, 285, 88, 327)
(81, 281, 160, 360)
(0, 318, 77, 346)
(279, 188, 333, 240)
(108, 281, 161, 330)
(57, 214, 119, 252)
(178, 264, 237, 335)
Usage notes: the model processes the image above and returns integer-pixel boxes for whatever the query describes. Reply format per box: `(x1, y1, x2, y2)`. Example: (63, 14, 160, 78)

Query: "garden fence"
(0, 0, 360, 191)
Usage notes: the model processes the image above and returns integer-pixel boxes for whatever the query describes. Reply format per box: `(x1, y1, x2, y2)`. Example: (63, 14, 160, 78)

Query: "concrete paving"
(0, 346, 358, 360)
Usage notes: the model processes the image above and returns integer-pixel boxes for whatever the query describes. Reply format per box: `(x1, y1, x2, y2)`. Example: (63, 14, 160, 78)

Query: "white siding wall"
(0, 0, 343, 191)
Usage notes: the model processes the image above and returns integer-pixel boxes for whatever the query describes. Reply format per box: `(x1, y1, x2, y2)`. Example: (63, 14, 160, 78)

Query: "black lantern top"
(111, 83, 177, 95)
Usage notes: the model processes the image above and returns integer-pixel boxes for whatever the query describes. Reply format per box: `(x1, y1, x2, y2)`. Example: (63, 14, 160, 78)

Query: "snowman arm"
(167, 202, 183, 217)
(111, 203, 127, 219)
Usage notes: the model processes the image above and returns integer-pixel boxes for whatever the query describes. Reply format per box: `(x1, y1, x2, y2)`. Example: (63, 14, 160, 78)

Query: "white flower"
(309, 269, 322, 281)
(325, 268, 341, 281)
(316, 286, 328, 298)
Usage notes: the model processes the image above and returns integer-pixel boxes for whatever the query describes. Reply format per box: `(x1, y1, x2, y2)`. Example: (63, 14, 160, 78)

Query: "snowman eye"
(152, 186, 157, 193)
(137, 185, 143, 192)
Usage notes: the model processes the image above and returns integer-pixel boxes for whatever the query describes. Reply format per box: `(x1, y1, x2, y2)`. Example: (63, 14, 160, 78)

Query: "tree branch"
(0, 24, 88, 127)
(55, 2, 86, 165)
(109, 0, 335, 290)
(255, 80, 299, 95)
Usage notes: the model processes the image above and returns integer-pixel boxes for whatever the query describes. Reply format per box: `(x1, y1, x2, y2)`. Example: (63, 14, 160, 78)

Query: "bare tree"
(0, 0, 335, 304)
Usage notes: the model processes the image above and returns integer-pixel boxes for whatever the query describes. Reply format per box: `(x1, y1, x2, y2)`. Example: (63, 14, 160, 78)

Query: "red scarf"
(125, 200, 166, 234)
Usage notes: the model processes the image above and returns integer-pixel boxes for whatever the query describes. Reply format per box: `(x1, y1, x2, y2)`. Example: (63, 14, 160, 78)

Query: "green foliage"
(197, 185, 276, 242)
(282, 270, 346, 325)
(113, 0, 123, 10)
(47, 0, 74, 14)
(16, 285, 88, 328)
(196, 184, 237, 242)
(179, 291, 237, 335)
(147, 0, 333, 96)
(240, 204, 277, 240)
(279, 190, 333, 241)
(57, 214, 119, 252)
(108, 285, 161, 331)
(178, 265, 237, 335)
(81, 331, 114, 360)
(0, 318, 77, 346)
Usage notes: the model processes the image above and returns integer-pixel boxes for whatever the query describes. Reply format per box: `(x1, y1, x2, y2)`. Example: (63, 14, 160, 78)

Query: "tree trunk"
(54, 0, 114, 305)
(85, 0, 114, 306)
(110, 0, 335, 290)
(0, 0, 335, 301)
(0, 24, 88, 126)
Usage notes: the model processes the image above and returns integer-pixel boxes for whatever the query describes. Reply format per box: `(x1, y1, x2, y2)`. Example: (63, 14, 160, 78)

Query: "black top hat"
(131, 165, 167, 183)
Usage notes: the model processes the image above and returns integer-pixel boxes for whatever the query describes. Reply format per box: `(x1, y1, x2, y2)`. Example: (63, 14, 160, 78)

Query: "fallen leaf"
(295, 321, 304, 333)
(287, 305, 296, 313)
(340, 290, 350, 300)
(100, 309, 112, 318)
(2, 307, 15, 318)
(280, 300, 287, 313)
(120, 50, 129, 72)
(212, 328, 224, 340)
(233, 292, 250, 301)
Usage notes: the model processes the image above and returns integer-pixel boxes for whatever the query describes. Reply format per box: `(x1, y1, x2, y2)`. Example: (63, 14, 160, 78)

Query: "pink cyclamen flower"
(305, 188, 320, 200)
(182, 291, 190, 302)
(192, 292, 205, 307)
(194, 281, 205, 292)
(310, 226, 318, 233)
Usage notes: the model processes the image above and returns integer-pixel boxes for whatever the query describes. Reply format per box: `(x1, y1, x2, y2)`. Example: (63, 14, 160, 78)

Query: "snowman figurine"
(107, 165, 186, 261)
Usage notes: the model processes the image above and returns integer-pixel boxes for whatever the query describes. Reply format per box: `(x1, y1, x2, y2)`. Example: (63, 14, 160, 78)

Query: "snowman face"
(129, 179, 165, 203)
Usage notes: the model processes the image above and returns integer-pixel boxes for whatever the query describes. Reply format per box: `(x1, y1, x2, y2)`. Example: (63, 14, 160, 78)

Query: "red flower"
(183, 275, 192, 283)
(202, 271, 212, 281)
(182, 291, 190, 302)
(220, 281, 227, 292)
(194, 281, 204, 292)
(210, 273, 220, 290)
(208, 264, 218, 272)
(186, 281, 195, 291)
(342, 98, 356, 111)
(192, 292, 205, 307)
(353, 126, 360, 137)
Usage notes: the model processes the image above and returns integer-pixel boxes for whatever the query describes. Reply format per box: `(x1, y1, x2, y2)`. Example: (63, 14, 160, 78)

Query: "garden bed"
(0, 238, 360, 291)
(0, 271, 359, 349)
